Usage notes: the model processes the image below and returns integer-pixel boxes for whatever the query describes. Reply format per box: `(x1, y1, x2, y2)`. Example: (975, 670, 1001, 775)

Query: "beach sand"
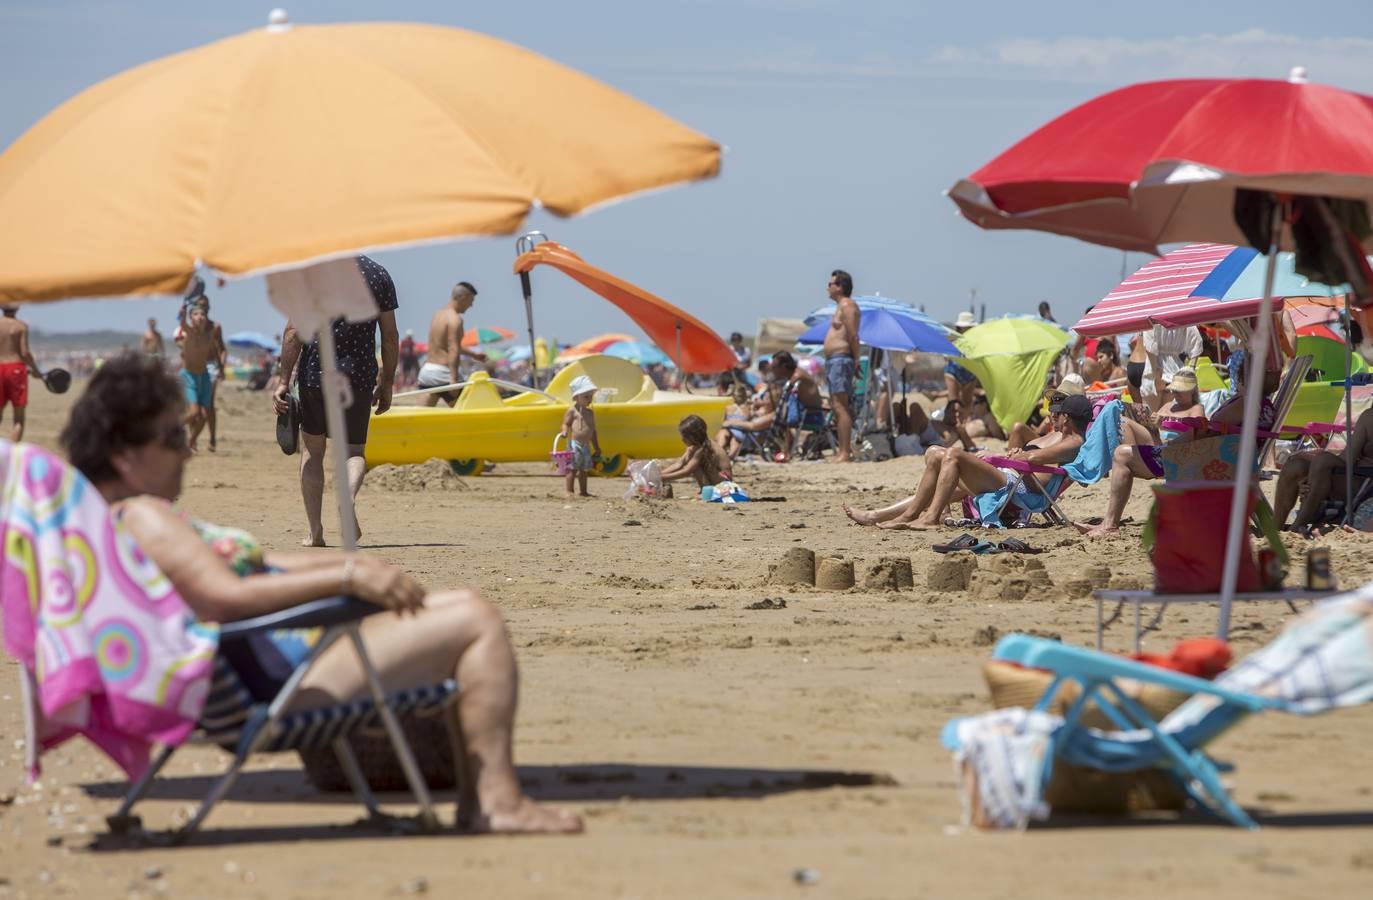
(3, 385, 1372, 899)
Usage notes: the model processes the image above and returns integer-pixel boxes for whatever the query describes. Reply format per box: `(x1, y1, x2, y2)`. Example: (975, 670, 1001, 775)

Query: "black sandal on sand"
(933, 533, 981, 553)
(997, 537, 1044, 554)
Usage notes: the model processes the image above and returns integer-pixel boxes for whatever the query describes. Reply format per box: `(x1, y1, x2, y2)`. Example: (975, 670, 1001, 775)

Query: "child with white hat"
(560, 375, 601, 496)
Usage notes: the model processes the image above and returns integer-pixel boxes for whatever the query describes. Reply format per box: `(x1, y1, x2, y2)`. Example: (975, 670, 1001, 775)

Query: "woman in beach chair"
(44, 354, 582, 835)
(1076, 367, 1276, 538)
(1273, 406, 1373, 534)
(842, 394, 1091, 530)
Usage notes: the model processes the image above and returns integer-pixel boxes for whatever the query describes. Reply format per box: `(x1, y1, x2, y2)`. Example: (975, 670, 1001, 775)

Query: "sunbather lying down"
(843, 395, 1092, 530)
(58, 354, 581, 834)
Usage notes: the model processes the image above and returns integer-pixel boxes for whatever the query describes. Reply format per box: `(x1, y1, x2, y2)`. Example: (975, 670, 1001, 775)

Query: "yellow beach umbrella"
(0, 11, 721, 301)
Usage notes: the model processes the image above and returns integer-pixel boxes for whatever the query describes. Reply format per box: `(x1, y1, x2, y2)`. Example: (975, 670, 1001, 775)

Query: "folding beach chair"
(106, 597, 464, 841)
(3, 442, 464, 842)
(942, 588, 1373, 830)
(965, 399, 1126, 528)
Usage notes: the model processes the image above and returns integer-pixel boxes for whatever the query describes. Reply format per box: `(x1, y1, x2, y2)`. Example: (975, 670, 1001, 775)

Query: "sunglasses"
(159, 423, 189, 451)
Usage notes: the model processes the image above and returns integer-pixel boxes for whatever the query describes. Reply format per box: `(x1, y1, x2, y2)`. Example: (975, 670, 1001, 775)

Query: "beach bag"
(1146, 481, 1260, 594)
(623, 459, 663, 499)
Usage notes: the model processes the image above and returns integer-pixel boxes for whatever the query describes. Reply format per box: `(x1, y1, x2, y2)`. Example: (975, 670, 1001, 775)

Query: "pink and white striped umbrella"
(1075, 243, 1339, 337)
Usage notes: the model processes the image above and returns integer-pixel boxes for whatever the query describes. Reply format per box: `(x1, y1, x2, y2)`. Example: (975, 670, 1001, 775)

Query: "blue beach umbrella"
(804, 295, 950, 333)
(798, 307, 962, 355)
(602, 339, 675, 367)
(226, 330, 280, 352)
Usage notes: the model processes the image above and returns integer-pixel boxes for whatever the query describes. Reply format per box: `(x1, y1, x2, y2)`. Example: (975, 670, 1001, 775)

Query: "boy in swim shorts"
(560, 375, 601, 497)
(0, 306, 43, 442)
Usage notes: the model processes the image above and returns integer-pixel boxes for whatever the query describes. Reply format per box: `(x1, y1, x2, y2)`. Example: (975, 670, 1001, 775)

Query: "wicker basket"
(297, 709, 459, 793)
(983, 660, 1190, 813)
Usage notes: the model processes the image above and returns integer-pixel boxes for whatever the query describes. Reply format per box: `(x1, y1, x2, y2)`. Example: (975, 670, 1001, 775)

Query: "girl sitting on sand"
(661, 414, 733, 492)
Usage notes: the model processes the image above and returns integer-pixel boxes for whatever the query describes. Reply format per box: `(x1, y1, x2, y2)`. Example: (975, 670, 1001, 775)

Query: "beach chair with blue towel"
(941, 587, 1373, 830)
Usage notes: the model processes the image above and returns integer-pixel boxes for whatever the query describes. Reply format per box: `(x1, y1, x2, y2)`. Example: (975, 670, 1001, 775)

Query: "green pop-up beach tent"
(954, 318, 1070, 430)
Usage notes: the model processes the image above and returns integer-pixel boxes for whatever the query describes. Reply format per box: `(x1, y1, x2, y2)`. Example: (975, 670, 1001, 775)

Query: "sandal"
(933, 533, 981, 553)
(997, 537, 1044, 554)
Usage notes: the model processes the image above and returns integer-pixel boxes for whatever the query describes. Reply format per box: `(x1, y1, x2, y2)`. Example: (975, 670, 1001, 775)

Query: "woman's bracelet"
(341, 557, 356, 596)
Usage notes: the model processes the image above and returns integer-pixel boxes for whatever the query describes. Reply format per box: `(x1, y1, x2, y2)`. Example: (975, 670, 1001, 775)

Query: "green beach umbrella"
(954, 317, 1070, 430)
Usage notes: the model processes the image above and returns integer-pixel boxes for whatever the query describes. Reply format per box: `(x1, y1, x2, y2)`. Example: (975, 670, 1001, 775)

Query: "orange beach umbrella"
(514, 242, 736, 373)
(0, 14, 721, 301)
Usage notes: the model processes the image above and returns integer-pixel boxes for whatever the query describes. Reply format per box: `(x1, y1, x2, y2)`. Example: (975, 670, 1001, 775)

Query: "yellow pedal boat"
(365, 355, 730, 475)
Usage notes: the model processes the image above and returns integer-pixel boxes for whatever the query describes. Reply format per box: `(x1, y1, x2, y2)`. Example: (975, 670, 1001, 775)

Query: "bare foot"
(877, 518, 938, 531)
(208, 439, 217, 453)
(578, 491, 592, 497)
(301, 534, 326, 548)
(828, 454, 852, 464)
(467, 797, 584, 834)
(1074, 522, 1118, 538)
(842, 503, 880, 526)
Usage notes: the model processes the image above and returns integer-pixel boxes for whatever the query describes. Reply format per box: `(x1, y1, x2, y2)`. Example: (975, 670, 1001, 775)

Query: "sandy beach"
(3, 384, 1373, 899)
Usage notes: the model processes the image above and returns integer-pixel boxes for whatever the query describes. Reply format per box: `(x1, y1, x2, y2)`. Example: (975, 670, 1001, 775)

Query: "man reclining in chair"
(1076, 366, 1278, 538)
(55, 354, 581, 834)
(1273, 406, 1373, 534)
(843, 394, 1092, 530)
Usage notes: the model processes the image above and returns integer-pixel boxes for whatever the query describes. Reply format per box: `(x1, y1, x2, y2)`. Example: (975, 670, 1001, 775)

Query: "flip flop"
(997, 537, 1044, 554)
(933, 533, 981, 553)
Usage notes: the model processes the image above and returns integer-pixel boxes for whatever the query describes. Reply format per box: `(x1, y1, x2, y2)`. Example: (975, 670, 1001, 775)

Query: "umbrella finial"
(267, 8, 292, 32)
(1288, 66, 1308, 84)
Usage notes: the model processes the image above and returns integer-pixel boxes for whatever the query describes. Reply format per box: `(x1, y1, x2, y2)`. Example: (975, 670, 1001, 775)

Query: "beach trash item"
(41, 368, 70, 394)
(624, 459, 663, 499)
(550, 433, 575, 476)
(1148, 482, 1260, 594)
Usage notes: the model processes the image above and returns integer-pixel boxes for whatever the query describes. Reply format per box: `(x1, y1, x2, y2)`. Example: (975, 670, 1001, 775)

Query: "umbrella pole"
(1216, 203, 1284, 639)
(676, 323, 690, 393)
(1345, 293, 1356, 524)
(317, 324, 358, 554)
(520, 270, 539, 389)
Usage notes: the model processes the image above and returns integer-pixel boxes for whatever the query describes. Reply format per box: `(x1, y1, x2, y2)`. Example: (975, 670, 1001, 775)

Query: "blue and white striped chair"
(107, 596, 463, 842)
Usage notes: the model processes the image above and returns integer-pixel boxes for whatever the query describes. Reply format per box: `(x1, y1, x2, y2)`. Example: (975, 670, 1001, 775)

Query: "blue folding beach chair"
(942, 588, 1373, 829)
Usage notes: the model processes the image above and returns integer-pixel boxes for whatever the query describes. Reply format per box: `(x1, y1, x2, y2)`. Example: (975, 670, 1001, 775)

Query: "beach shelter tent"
(0, 11, 720, 551)
(755, 318, 809, 355)
(514, 242, 735, 374)
(954, 318, 1070, 431)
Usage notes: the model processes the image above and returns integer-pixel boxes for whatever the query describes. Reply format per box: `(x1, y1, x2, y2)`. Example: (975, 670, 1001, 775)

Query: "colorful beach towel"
(0, 441, 218, 780)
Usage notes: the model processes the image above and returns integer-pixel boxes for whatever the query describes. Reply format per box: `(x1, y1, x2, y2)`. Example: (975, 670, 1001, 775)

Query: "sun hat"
(954, 311, 977, 329)
(1167, 367, 1199, 393)
(569, 374, 598, 398)
(1048, 393, 1093, 425)
(1043, 373, 1085, 403)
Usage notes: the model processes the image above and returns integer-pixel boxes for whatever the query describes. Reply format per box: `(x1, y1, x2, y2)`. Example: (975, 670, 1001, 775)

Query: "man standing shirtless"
(417, 281, 487, 406)
(177, 297, 226, 451)
(141, 317, 165, 358)
(0, 306, 43, 442)
(823, 269, 861, 462)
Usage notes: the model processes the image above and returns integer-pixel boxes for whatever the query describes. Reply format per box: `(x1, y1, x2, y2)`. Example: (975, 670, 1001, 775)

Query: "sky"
(3, 0, 1372, 346)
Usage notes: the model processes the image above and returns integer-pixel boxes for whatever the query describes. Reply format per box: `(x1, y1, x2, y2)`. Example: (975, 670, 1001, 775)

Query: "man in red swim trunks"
(0, 306, 43, 442)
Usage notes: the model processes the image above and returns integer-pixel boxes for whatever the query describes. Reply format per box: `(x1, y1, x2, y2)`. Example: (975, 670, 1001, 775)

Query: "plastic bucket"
(550, 433, 575, 475)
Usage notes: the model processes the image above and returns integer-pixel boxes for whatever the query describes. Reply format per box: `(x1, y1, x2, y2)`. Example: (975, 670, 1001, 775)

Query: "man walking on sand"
(417, 281, 487, 406)
(0, 306, 43, 442)
(823, 269, 860, 462)
(273, 255, 399, 547)
(176, 297, 226, 452)
(141, 317, 165, 358)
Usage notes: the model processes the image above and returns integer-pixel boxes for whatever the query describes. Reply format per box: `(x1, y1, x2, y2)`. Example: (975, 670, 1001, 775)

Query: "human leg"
(1291, 451, 1345, 530)
(888, 448, 1006, 529)
(1273, 450, 1319, 526)
(10, 404, 24, 443)
(831, 391, 853, 462)
(293, 589, 582, 833)
(1120, 417, 1155, 446)
(300, 431, 327, 546)
(1077, 445, 1154, 537)
(1007, 422, 1037, 451)
(844, 447, 947, 525)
